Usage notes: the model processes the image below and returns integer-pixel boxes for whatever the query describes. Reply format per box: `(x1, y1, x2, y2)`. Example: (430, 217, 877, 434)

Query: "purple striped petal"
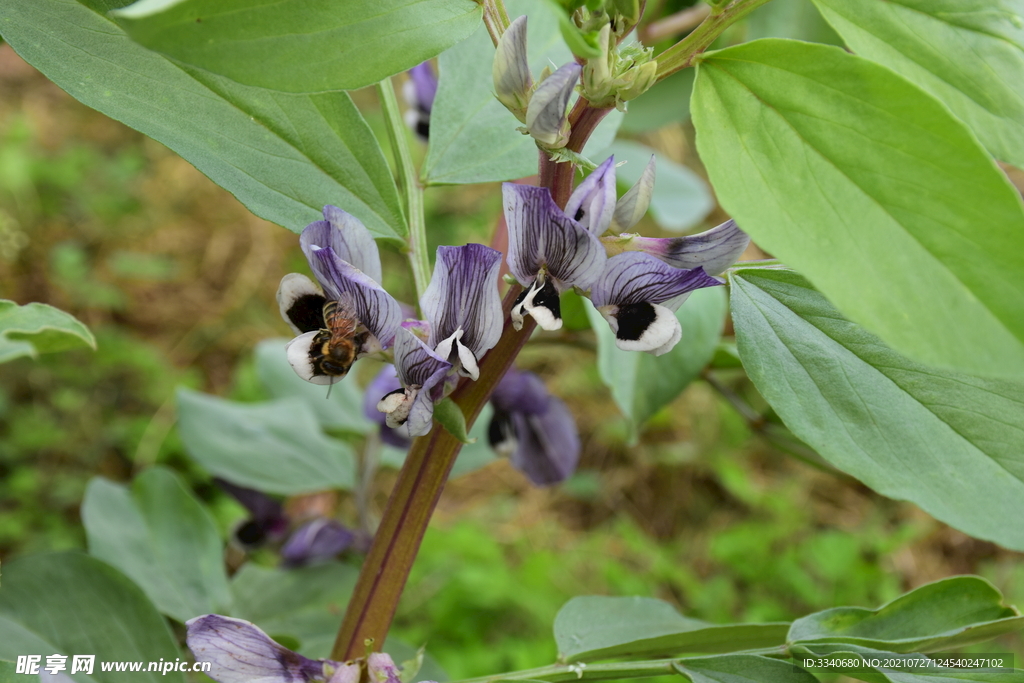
(502, 184, 607, 291)
(624, 219, 750, 275)
(564, 156, 617, 236)
(525, 63, 580, 147)
(310, 247, 402, 350)
(589, 252, 722, 309)
(300, 206, 383, 284)
(379, 325, 453, 438)
(491, 367, 551, 415)
(421, 244, 503, 379)
(493, 15, 533, 118)
(280, 519, 354, 567)
(363, 365, 411, 449)
(186, 615, 348, 683)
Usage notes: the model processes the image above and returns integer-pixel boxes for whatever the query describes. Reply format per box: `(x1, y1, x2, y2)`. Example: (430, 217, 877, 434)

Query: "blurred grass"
(1, 42, 1022, 682)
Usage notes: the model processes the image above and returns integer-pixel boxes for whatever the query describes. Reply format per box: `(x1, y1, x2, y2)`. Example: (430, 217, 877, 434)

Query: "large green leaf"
(554, 596, 789, 662)
(584, 287, 726, 442)
(423, 0, 622, 185)
(0, 553, 183, 683)
(729, 269, 1024, 550)
(81, 467, 231, 623)
(788, 577, 1024, 652)
(813, 0, 1024, 170)
(674, 655, 819, 683)
(746, 0, 842, 44)
(692, 38, 1024, 378)
(792, 644, 1023, 683)
(0, 0, 405, 238)
(176, 388, 356, 494)
(255, 339, 373, 435)
(0, 300, 95, 363)
(113, 0, 481, 93)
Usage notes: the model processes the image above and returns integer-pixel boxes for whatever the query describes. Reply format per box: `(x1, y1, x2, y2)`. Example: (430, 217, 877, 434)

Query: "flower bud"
(611, 155, 655, 231)
(493, 16, 533, 123)
(617, 58, 658, 102)
(525, 62, 581, 148)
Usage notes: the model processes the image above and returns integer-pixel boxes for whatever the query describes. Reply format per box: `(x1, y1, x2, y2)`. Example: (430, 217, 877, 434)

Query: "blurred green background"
(1, 40, 1022, 682)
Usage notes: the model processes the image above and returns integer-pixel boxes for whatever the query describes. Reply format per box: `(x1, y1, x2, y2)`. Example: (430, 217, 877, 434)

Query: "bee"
(310, 299, 360, 379)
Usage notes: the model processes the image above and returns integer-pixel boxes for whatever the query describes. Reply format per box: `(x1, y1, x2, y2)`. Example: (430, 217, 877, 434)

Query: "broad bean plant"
(2, 0, 1024, 682)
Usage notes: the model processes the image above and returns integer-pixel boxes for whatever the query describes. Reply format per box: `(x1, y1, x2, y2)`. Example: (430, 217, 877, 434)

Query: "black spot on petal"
(533, 279, 561, 320)
(488, 411, 515, 449)
(574, 207, 585, 222)
(615, 302, 657, 341)
(415, 117, 431, 141)
(287, 293, 328, 333)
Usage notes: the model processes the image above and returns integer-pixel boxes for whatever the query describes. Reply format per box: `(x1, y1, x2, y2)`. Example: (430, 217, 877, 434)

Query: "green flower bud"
(525, 62, 581, 148)
(617, 58, 658, 102)
(493, 15, 533, 123)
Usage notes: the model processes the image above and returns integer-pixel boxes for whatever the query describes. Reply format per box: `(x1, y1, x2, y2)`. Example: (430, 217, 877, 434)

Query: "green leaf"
(692, 38, 1024, 378)
(0, 553, 184, 683)
(746, 0, 842, 44)
(584, 287, 726, 442)
(176, 388, 356, 494)
(81, 467, 232, 623)
(618, 68, 694, 135)
(0, 0, 406, 238)
(423, 0, 622, 185)
(788, 576, 1024, 652)
(555, 596, 789, 662)
(0, 300, 95, 363)
(230, 562, 359, 655)
(813, 0, 1024, 170)
(674, 655, 819, 683)
(113, 0, 481, 93)
(255, 339, 373, 435)
(791, 644, 1024, 683)
(596, 140, 713, 232)
(434, 398, 473, 444)
(729, 269, 1024, 550)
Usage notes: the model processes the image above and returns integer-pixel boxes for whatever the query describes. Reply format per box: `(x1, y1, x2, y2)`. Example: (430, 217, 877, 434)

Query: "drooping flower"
(280, 518, 355, 568)
(524, 62, 581, 148)
(421, 243, 504, 380)
(589, 252, 722, 355)
(489, 368, 580, 486)
(610, 218, 751, 276)
(186, 615, 359, 683)
(492, 15, 533, 122)
(278, 207, 402, 385)
(502, 181, 608, 331)
(377, 323, 453, 438)
(215, 478, 289, 550)
(403, 61, 438, 141)
(362, 364, 412, 449)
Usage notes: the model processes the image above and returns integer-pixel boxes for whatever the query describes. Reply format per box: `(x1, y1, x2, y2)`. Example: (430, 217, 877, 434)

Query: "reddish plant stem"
(331, 103, 611, 662)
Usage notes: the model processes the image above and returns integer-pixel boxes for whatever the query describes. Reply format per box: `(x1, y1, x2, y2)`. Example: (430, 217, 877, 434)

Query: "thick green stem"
(331, 101, 612, 661)
(655, 0, 775, 79)
(376, 78, 431, 299)
(452, 658, 680, 683)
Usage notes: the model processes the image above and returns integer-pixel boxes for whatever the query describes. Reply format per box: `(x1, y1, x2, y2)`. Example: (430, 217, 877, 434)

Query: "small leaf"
(813, 0, 1024, 169)
(0, 553, 184, 683)
(692, 39, 1024, 377)
(0, 300, 95, 363)
(113, 0, 482, 93)
(177, 388, 356, 494)
(675, 655, 819, 683)
(81, 467, 232, 623)
(585, 287, 726, 443)
(555, 596, 789, 662)
(788, 576, 1024, 651)
(433, 398, 473, 444)
(730, 269, 1024, 550)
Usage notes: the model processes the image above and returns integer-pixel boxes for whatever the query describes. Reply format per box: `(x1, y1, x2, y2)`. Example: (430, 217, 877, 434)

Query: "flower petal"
(301, 207, 383, 284)
(623, 219, 750, 275)
(310, 247, 402, 350)
(611, 155, 655, 231)
(215, 479, 288, 549)
(362, 365, 411, 449)
(422, 244, 504, 363)
(280, 519, 354, 567)
(507, 398, 580, 486)
(491, 368, 551, 415)
(367, 654, 403, 683)
(186, 615, 335, 683)
(503, 184, 607, 290)
(598, 301, 682, 355)
(525, 62, 580, 147)
(408, 61, 437, 114)
(286, 331, 342, 386)
(277, 273, 327, 335)
(564, 156, 616, 236)
(382, 326, 453, 438)
(589, 252, 722, 309)
(493, 15, 533, 119)
(510, 275, 562, 331)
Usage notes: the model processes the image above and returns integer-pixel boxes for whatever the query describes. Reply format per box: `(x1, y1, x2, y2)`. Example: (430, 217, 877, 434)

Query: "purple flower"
(362, 365, 412, 449)
(503, 183, 608, 331)
(610, 155, 655, 231)
(377, 323, 453, 438)
(280, 518, 355, 568)
(215, 478, 288, 550)
(493, 15, 532, 122)
(489, 368, 580, 486)
(612, 218, 751, 276)
(589, 252, 722, 356)
(186, 615, 359, 683)
(277, 207, 402, 386)
(403, 61, 437, 141)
